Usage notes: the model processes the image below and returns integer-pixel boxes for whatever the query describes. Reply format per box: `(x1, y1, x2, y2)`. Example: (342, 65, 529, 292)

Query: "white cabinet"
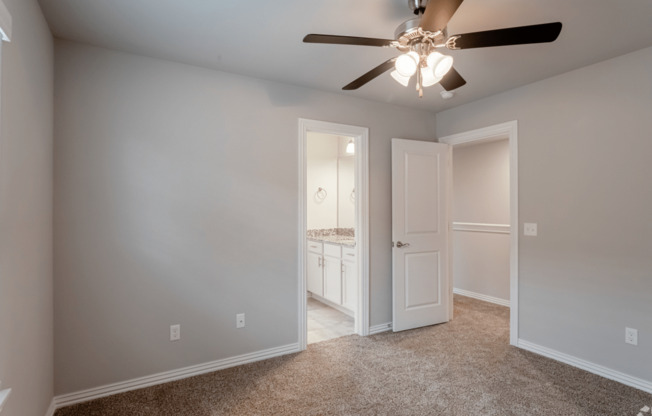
(341, 246, 357, 311)
(306, 240, 356, 315)
(307, 241, 323, 296)
(323, 243, 342, 304)
(323, 257, 342, 304)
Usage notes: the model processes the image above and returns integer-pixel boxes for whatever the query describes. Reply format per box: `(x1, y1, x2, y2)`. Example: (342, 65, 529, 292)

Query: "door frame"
(297, 118, 370, 350)
(438, 120, 519, 346)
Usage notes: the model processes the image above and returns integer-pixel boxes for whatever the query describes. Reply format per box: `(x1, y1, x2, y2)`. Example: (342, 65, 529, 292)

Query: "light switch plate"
(236, 313, 245, 329)
(524, 223, 538, 236)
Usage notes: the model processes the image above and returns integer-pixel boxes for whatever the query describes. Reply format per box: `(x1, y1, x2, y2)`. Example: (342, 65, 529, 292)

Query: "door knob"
(396, 241, 410, 248)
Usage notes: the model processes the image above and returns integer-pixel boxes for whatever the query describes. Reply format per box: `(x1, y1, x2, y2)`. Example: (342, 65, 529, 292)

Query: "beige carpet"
(55, 296, 651, 415)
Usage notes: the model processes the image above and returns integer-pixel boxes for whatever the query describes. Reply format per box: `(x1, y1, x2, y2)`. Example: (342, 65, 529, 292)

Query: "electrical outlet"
(236, 313, 245, 329)
(625, 327, 638, 345)
(524, 223, 538, 236)
(170, 324, 180, 341)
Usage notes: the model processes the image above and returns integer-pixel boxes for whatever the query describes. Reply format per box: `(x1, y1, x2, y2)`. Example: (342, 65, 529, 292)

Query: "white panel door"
(392, 139, 451, 332)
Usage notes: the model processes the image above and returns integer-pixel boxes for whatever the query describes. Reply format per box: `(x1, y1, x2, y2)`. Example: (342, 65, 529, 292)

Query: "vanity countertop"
(308, 235, 355, 247)
(307, 228, 355, 247)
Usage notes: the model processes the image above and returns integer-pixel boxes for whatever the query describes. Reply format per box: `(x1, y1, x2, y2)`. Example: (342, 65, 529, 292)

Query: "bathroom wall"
(306, 133, 355, 231)
(337, 136, 355, 229)
(307, 132, 338, 230)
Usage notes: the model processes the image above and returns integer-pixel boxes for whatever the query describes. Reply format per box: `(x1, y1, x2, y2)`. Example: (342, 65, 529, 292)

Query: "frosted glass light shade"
(421, 66, 442, 87)
(427, 52, 454, 78)
(346, 139, 355, 154)
(390, 70, 411, 87)
(395, 51, 419, 77)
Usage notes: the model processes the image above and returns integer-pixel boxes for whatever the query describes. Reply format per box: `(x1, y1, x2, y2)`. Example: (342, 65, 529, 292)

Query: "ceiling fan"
(303, 0, 562, 97)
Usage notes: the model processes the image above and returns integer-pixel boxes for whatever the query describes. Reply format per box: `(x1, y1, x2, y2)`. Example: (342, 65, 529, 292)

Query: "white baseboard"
(369, 322, 392, 335)
(453, 288, 510, 307)
(44, 399, 56, 416)
(53, 343, 300, 410)
(310, 293, 354, 318)
(517, 339, 652, 394)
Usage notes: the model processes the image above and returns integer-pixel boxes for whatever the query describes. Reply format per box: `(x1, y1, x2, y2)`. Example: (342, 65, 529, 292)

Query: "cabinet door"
(323, 256, 342, 304)
(307, 251, 323, 296)
(342, 259, 357, 311)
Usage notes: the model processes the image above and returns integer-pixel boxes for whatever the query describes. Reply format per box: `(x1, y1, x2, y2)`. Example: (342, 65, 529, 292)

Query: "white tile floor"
(307, 297, 354, 344)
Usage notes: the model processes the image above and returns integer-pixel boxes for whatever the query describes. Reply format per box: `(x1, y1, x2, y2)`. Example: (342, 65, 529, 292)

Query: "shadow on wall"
(264, 82, 315, 107)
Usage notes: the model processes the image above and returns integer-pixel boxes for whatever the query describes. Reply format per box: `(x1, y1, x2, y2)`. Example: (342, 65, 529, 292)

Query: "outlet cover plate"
(524, 223, 538, 236)
(170, 324, 180, 341)
(625, 327, 638, 345)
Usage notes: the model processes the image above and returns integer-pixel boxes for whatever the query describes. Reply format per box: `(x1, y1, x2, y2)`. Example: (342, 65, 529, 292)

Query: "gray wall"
(452, 140, 510, 301)
(437, 47, 652, 382)
(53, 40, 436, 394)
(0, 0, 54, 415)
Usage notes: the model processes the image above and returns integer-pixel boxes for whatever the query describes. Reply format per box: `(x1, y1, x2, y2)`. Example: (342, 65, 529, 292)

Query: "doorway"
(439, 121, 519, 345)
(298, 119, 369, 350)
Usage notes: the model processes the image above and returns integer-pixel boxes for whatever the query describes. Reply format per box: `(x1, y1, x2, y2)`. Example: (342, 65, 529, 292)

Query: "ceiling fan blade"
(439, 67, 466, 91)
(303, 34, 394, 47)
(342, 58, 397, 90)
(447, 22, 562, 49)
(419, 0, 464, 32)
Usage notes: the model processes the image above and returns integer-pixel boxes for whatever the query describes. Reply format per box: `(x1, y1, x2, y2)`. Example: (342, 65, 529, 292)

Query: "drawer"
(323, 243, 341, 258)
(342, 246, 356, 260)
(307, 240, 323, 254)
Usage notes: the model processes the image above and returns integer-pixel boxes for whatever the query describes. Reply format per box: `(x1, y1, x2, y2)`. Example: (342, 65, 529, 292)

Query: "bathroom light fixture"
(345, 138, 355, 154)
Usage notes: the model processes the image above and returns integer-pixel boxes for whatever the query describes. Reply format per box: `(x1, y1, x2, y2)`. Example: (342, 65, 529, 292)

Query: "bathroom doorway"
(298, 119, 369, 350)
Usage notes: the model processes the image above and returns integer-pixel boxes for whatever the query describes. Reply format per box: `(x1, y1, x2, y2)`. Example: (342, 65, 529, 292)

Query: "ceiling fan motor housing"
(395, 18, 447, 49)
(407, 0, 429, 15)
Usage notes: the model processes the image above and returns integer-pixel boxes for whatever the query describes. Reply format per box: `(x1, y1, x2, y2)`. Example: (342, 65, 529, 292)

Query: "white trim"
(44, 399, 56, 416)
(310, 293, 354, 317)
(439, 120, 519, 346)
(438, 122, 512, 146)
(53, 343, 300, 409)
(369, 322, 393, 335)
(452, 222, 510, 234)
(453, 288, 510, 307)
(0, 388, 10, 413)
(0, 0, 11, 42)
(517, 339, 652, 394)
(298, 118, 370, 351)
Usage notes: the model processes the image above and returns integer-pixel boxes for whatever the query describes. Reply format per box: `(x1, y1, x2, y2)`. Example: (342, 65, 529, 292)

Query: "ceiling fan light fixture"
(390, 70, 411, 87)
(421, 66, 442, 87)
(395, 51, 419, 77)
(427, 52, 454, 78)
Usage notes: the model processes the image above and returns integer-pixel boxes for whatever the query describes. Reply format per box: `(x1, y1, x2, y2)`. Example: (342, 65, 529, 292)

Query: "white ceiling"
(38, 0, 652, 112)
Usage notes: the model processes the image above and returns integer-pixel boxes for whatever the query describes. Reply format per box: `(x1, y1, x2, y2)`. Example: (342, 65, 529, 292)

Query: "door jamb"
(298, 118, 370, 351)
(438, 120, 519, 346)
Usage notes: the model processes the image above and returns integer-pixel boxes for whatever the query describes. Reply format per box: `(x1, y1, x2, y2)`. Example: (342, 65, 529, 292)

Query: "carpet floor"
(55, 296, 651, 415)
